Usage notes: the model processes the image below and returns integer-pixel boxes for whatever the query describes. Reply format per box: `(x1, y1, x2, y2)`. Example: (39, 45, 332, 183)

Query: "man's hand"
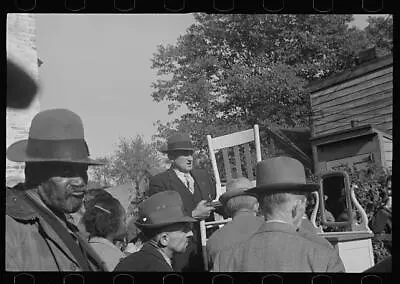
(192, 200, 215, 220)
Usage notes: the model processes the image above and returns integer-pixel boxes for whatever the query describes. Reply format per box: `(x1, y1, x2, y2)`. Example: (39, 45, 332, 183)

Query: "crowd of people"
(6, 58, 392, 273)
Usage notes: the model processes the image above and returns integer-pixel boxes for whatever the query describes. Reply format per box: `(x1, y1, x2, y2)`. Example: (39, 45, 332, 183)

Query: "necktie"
(185, 173, 194, 194)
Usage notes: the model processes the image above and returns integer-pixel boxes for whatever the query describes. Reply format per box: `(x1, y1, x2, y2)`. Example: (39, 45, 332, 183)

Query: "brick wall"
(6, 14, 41, 186)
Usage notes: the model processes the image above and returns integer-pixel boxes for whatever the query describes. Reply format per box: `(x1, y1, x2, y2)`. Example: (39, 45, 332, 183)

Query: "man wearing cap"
(149, 133, 217, 271)
(6, 109, 106, 271)
(206, 177, 264, 270)
(213, 157, 345, 272)
(114, 191, 196, 271)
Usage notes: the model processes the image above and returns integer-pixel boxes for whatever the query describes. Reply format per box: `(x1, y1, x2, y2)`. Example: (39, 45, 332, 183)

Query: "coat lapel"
(167, 168, 193, 197)
(191, 170, 210, 201)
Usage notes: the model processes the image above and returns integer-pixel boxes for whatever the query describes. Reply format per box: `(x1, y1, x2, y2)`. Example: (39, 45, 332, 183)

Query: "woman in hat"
(82, 196, 127, 271)
(114, 191, 196, 271)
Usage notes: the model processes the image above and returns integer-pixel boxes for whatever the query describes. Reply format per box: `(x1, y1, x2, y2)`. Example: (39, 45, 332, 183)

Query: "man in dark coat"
(6, 109, 106, 271)
(213, 157, 345, 272)
(149, 133, 217, 271)
(114, 191, 196, 272)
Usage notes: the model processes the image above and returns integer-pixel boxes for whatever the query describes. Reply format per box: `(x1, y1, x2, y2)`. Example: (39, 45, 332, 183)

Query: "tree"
(150, 14, 391, 151)
(89, 156, 117, 187)
(364, 15, 393, 56)
(89, 135, 167, 201)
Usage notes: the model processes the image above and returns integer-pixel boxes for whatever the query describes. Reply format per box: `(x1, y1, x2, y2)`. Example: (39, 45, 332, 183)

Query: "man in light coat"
(213, 157, 345, 272)
(206, 177, 264, 270)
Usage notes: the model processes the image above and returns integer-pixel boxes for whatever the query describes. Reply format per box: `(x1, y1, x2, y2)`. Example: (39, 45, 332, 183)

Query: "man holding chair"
(149, 133, 217, 271)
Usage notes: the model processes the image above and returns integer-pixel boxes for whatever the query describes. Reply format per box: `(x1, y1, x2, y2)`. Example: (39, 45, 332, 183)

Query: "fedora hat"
(161, 133, 194, 153)
(135, 191, 196, 229)
(246, 156, 318, 196)
(6, 108, 102, 165)
(219, 177, 256, 204)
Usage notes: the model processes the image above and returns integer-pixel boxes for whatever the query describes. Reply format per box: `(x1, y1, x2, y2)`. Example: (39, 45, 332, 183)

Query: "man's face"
(164, 223, 193, 254)
(38, 163, 89, 214)
(169, 150, 194, 173)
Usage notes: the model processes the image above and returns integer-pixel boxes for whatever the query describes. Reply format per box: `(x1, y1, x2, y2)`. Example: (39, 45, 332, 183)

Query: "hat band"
(166, 141, 194, 151)
(26, 138, 89, 160)
(143, 205, 187, 225)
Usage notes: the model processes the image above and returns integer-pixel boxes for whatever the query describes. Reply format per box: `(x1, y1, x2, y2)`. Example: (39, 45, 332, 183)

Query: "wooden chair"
(207, 124, 262, 199)
(200, 125, 262, 270)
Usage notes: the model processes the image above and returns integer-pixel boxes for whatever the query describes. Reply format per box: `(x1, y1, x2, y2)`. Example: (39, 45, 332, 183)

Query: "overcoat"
(114, 243, 173, 272)
(206, 213, 264, 270)
(6, 186, 105, 271)
(149, 168, 216, 271)
(213, 221, 345, 272)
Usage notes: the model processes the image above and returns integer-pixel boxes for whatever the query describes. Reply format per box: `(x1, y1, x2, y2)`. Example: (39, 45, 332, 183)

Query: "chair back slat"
(243, 143, 254, 180)
(222, 148, 232, 181)
(233, 146, 243, 177)
(211, 128, 255, 150)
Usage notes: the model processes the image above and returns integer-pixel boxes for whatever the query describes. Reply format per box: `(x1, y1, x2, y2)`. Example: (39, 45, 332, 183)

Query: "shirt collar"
(173, 168, 189, 178)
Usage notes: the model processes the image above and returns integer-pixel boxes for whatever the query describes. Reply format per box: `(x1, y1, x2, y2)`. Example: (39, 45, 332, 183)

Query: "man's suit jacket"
(149, 168, 216, 271)
(213, 221, 345, 272)
(206, 213, 264, 270)
(114, 243, 173, 272)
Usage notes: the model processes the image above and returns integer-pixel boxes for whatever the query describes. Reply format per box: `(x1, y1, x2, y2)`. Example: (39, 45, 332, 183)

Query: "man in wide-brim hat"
(6, 108, 106, 271)
(206, 177, 264, 270)
(213, 156, 345, 272)
(148, 132, 217, 271)
(115, 191, 196, 271)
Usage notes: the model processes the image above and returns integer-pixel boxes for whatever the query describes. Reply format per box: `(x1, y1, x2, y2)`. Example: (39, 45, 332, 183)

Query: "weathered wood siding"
(310, 61, 393, 137)
(382, 136, 392, 169)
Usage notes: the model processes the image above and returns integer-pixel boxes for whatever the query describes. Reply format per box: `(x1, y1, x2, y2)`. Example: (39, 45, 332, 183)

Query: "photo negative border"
(2, 0, 396, 283)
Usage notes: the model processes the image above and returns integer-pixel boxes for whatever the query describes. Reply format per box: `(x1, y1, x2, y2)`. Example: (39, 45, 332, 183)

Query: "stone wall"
(6, 14, 41, 186)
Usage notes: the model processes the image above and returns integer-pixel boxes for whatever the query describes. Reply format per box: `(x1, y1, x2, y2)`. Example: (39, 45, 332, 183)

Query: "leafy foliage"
(89, 135, 167, 204)
(151, 14, 392, 152)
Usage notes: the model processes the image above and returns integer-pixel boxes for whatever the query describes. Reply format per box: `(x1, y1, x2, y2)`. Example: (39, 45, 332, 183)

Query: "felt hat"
(6, 108, 102, 165)
(219, 177, 256, 204)
(161, 133, 194, 153)
(135, 191, 196, 229)
(246, 156, 319, 196)
(7, 58, 38, 109)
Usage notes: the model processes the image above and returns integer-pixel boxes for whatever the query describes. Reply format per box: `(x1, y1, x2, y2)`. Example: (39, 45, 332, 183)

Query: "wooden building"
(308, 51, 393, 173)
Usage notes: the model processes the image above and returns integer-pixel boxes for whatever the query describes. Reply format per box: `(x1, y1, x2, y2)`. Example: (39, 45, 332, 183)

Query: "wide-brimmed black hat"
(135, 191, 196, 229)
(6, 108, 102, 165)
(246, 156, 319, 196)
(219, 177, 256, 205)
(161, 133, 194, 153)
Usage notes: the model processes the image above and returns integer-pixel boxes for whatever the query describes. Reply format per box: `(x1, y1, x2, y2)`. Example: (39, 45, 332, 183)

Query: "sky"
(35, 14, 382, 159)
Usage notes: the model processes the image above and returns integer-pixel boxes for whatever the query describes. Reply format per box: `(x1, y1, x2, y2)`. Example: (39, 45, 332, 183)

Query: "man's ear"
(158, 232, 169, 247)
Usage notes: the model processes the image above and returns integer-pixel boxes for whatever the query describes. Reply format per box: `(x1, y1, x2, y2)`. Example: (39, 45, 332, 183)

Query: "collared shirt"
(88, 237, 125, 271)
(173, 169, 195, 194)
